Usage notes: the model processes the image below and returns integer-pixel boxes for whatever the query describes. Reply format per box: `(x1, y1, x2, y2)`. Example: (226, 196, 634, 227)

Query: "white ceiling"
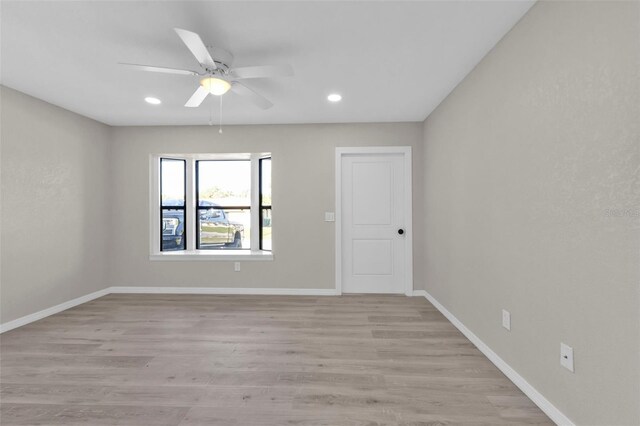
(1, 1, 534, 126)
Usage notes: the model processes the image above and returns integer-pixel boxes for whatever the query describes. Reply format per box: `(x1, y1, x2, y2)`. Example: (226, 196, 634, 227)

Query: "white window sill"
(150, 250, 273, 261)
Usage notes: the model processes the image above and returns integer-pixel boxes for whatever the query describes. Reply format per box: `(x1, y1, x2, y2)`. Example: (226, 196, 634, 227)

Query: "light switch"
(502, 309, 511, 331)
(325, 212, 335, 222)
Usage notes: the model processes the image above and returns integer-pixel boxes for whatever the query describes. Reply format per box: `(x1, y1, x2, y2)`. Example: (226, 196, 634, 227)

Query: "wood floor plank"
(0, 403, 189, 425)
(0, 294, 551, 425)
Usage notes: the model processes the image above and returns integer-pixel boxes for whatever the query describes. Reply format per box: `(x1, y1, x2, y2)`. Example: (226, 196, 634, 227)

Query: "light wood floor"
(0, 294, 551, 425)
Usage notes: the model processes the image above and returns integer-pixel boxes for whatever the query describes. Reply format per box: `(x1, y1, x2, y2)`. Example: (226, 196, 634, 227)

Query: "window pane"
(260, 158, 271, 206)
(261, 208, 272, 251)
(162, 209, 185, 251)
(198, 208, 250, 250)
(197, 160, 251, 207)
(161, 159, 185, 206)
(260, 158, 272, 251)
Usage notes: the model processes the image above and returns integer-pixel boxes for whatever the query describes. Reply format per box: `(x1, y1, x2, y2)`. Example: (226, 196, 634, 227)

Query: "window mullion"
(186, 158, 196, 251)
(250, 154, 260, 251)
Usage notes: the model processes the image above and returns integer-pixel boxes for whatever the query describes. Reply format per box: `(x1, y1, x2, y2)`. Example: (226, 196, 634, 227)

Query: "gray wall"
(421, 1, 639, 424)
(0, 86, 111, 323)
(109, 123, 423, 291)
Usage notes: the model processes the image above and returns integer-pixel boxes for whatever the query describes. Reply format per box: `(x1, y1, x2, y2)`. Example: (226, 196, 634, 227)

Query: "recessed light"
(145, 97, 162, 105)
(327, 94, 342, 102)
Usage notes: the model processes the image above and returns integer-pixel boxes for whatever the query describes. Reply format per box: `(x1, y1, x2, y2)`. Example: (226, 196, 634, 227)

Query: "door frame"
(335, 146, 413, 296)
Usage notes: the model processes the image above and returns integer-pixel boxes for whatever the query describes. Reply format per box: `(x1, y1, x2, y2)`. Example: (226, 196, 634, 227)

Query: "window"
(196, 160, 251, 250)
(152, 154, 272, 260)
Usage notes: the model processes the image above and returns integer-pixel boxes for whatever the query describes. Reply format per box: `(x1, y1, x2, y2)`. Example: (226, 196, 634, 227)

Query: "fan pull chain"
(208, 93, 213, 126)
(219, 95, 223, 134)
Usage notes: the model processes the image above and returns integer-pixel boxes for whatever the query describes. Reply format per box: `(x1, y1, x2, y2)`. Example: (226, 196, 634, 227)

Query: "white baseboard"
(416, 289, 574, 426)
(108, 286, 339, 296)
(0, 288, 110, 333)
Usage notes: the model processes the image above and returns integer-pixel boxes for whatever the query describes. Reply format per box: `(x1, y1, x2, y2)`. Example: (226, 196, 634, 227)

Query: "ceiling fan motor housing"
(206, 46, 234, 75)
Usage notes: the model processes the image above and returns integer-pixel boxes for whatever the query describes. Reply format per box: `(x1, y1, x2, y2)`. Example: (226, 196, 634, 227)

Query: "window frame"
(160, 158, 187, 252)
(259, 157, 272, 251)
(150, 153, 273, 261)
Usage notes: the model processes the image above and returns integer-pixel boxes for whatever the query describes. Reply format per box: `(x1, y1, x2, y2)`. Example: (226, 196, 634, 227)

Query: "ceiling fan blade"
(174, 28, 217, 70)
(230, 82, 273, 110)
(230, 64, 294, 80)
(185, 86, 209, 108)
(119, 63, 199, 76)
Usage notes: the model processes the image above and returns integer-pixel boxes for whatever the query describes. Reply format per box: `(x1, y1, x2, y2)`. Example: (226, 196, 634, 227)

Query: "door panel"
(352, 239, 393, 275)
(341, 153, 406, 294)
(352, 162, 392, 225)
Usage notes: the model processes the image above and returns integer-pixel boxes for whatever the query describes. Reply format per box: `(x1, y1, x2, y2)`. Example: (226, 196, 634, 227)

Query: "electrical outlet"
(560, 343, 574, 372)
(502, 309, 511, 331)
(234, 262, 241, 272)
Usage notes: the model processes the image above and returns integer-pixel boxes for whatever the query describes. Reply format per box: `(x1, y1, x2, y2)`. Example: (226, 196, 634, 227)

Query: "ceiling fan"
(120, 28, 293, 109)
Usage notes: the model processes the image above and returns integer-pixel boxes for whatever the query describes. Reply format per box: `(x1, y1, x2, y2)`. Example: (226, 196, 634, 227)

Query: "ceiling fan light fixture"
(200, 77, 231, 96)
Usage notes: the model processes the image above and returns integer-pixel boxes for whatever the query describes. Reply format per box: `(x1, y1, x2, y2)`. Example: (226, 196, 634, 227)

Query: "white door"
(339, 150, 410, 294)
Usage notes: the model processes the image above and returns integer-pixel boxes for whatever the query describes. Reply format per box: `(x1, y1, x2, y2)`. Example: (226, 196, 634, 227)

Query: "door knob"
(397, 229, 405, 235)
